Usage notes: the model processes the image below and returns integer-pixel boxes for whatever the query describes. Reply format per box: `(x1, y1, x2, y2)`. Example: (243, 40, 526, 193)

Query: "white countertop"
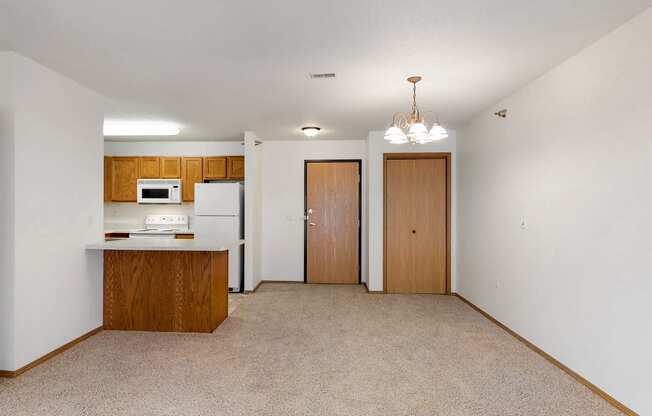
(86, 239, 244, 252)
(104, 227, 195, 234)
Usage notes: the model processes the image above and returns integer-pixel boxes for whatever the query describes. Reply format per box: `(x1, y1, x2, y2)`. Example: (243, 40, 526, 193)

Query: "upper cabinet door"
(139, 157, 160, 178)
(160, 157, 181, 178)
(227, 156, 245, 179)
(203, 157, 227, 179)
(111, 157, 140, 202)
(104, 156, 113, 202)
(181, 157, 203, 201)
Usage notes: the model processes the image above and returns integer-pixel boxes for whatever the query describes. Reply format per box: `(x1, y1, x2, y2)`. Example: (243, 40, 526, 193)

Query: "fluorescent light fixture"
(301, 126, 321, 137)
(103, 121, 180, 136)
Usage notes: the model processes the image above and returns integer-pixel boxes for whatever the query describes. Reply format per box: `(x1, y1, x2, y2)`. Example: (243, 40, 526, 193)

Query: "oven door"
(137, 185, 172, 204)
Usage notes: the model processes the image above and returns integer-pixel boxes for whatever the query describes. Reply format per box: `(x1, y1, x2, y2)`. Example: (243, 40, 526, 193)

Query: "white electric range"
(128, 215, 190, 239)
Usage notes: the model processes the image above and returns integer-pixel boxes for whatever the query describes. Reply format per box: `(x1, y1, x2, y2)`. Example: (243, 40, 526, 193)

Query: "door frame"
(303, 159, 363, 284)
(383, 153, 452, 294)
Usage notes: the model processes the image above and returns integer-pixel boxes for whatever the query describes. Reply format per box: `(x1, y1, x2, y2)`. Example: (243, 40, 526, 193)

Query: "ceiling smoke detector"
(309, 73, 336, 79)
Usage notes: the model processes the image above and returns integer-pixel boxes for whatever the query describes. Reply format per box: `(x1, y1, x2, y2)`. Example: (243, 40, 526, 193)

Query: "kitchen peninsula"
(87, 239, 244, 333)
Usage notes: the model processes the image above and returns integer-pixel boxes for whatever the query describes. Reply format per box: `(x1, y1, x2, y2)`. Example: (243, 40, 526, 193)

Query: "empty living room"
(0, 1, 650, 415)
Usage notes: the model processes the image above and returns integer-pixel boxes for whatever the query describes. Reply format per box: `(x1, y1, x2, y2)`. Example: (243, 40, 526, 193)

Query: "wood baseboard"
(452, 293, 638, 416)
(0, 326, 103, 378)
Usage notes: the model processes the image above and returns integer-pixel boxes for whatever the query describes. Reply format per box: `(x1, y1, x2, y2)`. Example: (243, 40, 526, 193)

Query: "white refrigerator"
(194, 182, 244, 292)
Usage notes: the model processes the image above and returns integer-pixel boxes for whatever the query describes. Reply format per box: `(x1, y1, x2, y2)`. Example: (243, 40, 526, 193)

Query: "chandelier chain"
(412, 82, 419, 120)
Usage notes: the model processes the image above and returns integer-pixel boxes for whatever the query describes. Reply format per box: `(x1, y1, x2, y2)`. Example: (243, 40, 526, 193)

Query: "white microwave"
(137, 179, 182, 204)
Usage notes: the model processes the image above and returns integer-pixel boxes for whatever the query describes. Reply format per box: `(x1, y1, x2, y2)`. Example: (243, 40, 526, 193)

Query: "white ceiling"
(1, 0, 650, 141)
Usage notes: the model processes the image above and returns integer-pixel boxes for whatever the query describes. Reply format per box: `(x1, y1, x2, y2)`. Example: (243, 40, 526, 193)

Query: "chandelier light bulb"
(416, 136, 435, 144)
(429, 123, 448, 140)
(384, 125, 407, 142)
(390, 136, 409, 144)
(407, 122, 429, 141)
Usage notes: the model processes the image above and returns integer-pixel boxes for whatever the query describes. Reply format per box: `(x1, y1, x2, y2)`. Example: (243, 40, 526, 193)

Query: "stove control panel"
(144, 215, 189, 229)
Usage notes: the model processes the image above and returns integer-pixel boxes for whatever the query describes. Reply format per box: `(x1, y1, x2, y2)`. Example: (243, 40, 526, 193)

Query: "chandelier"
(384, 76, 448, 144)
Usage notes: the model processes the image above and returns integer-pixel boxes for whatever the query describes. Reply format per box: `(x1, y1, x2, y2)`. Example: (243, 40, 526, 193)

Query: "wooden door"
(385, 157, 447, 294)
(139, 157, 160, 178)
(160, 157, 181, 178)
(104, 156, 113, 202)
(203, 157, 227, 179)
(111, 157, 139, 202)
(181, 157, 203, 201)
(227, 156, 245, 179)
(305, 161, 360, 284)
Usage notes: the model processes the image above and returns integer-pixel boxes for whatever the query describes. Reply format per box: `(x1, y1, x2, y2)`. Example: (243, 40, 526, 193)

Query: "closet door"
(385, 157, 447, 294)
(414, 159, 447, 294)
(385, 159, 417, 293)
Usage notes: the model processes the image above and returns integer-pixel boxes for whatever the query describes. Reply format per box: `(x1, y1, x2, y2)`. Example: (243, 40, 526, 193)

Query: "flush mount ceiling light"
(103, 121, 181, 136)
(302, 126, 321, 137)
(384, 76, 448, 144)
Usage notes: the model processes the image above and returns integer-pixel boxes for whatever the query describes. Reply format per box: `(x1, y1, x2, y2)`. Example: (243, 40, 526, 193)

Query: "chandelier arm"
(419, 110, 440, 125)
(391, 112, 409, 129)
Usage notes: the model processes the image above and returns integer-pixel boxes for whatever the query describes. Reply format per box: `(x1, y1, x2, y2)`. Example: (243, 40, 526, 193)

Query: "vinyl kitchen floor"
(0, 284, 620, 416)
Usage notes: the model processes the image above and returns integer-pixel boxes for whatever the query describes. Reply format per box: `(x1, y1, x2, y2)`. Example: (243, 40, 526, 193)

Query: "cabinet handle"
(412, 230, 416, 234)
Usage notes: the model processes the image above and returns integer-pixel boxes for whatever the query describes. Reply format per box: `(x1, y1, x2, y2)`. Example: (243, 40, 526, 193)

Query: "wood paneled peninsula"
(86, 239, 244, 333)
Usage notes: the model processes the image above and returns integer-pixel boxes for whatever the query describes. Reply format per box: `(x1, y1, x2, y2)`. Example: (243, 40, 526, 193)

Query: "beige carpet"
(0, 284, 619, 416)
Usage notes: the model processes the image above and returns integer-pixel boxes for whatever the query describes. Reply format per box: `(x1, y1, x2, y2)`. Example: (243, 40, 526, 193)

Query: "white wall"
(244, 132, 263, 290)
(104, 203, 195, 230)
(367, 131, 457, 292)
(0, 52, 15, 371)
(259, 140, 368, 282)
(104, 140, 243, 156)
(457, 9, 652, 414)
(3, 53, 105, 370)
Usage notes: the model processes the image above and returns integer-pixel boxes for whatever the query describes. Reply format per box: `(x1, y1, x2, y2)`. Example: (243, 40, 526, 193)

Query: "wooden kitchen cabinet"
(139, 157, 160, 178)
(104, 156, 113, 202)
(102, 250, 227, 333)
(181, 157, 203, 201)
(160, 157, 181, 178)
(227, 156, 245, 179)
(106, 155, 242, 202)
(111, 157, 139, 202)
(203, 157, 227, 179)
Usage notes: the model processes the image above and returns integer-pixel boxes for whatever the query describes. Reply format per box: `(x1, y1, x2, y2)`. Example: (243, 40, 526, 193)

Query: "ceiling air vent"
(309, 73, 336, 79)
